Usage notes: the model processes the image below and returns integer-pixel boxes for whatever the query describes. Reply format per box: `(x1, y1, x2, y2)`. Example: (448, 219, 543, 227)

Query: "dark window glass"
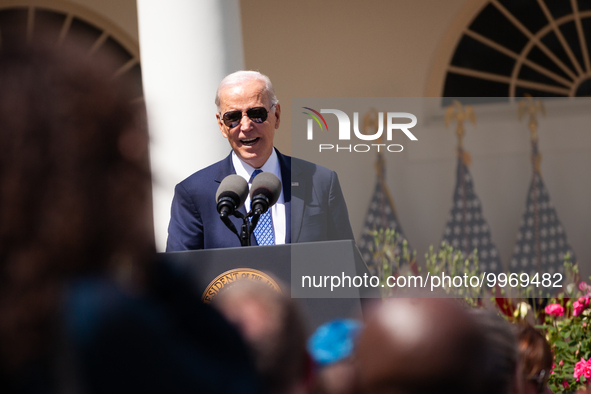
(0, 8, 143, 100)
(539, 31, 577, 76)
(543, 0, 572, 19)
(575, 78, 591, 96)
(32, 9, 65, 44)
(0, 8, 27, 50)
(526, 45, 574, 81)
(451, 35, 515, 75)
(443, 1, 589, 98)
(514, 86, 566, 97)
(469, 3, 529, 53)
(443, 73, 510, 99)
(63, 17, 102, 51)
(518, 64, 569, 88)
(583, 18, 591, 58)
(577, 0, 591, 12)
(498, 0, 548, 34)
(558, 21, 585, 71)
(93, 36, 133, 73)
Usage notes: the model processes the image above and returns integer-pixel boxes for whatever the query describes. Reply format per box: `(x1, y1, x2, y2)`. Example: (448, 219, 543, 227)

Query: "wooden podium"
(161, 240, 375, 330)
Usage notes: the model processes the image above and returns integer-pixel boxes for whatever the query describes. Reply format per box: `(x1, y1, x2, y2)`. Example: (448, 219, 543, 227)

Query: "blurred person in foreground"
(469, 309, 519, 394)
(0, 41, 257, 393)
(214, 280, 310, 394)
(355, 298, 486, 394)
(307, 319, 362, 394)
(516, 324, 552, 394)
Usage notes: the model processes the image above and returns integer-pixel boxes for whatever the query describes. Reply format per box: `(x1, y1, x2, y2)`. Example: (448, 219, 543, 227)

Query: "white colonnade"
(137, 0, 244, 250)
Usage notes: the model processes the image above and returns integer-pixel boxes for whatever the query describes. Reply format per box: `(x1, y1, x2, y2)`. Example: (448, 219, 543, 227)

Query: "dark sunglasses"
(221, 105, 275, 128)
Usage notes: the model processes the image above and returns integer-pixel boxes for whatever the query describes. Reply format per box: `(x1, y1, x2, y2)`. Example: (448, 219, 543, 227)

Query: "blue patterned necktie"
(251, 169, 275, 245)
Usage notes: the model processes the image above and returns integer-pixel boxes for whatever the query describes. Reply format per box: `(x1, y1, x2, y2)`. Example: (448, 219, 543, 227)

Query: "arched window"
(0, 5, 142, 100)
(444, 0, 591, 100)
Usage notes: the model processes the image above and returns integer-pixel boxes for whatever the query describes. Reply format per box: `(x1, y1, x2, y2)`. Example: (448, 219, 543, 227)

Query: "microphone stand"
(226, 210, 261, 247)
(218, 193, 270, 247)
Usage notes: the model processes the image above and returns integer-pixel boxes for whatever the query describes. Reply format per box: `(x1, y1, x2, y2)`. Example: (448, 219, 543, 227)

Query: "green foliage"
(368, 229, 482, 302)
(424, 242, 483, 305)
(540, 260, 591, 392)
(368, 228, 414, 297)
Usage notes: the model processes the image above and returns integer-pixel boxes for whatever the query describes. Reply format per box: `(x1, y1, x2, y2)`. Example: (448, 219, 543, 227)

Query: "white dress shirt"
(231, 150, 286, 245)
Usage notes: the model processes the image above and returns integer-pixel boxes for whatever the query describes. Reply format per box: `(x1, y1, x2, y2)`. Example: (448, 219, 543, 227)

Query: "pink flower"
(579, 282, 589, 292)
(545, 303, 564, 317)
(563, 381, 569, 389)
(573, 297, 590, 317)
(559, 360, 564, 366)
(574, 358, 591, 381)
(574, 301, 585, 317)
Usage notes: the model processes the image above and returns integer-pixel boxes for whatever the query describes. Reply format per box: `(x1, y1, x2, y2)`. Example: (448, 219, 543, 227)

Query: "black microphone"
(216, 175, 248, 218)
(250, 172, 281, 215)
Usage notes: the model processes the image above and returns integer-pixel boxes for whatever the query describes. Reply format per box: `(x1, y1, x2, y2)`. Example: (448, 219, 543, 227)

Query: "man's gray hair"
(215, 70, 278, 112)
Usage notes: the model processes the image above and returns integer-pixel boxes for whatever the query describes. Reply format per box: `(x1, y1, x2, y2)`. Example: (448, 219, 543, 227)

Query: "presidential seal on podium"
(202, 268, 282, 303)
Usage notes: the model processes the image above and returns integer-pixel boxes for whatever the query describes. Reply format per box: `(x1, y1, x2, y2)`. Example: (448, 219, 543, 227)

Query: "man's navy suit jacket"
(166, 149, 354, 251)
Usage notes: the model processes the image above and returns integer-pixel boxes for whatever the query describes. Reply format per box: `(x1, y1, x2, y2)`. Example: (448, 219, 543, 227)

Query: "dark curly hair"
(0, 40, 154, 374)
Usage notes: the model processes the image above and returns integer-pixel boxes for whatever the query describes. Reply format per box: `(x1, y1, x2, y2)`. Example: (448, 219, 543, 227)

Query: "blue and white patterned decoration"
(442, 154, 502, 274)
(251, 169, 275, 246)
(357, 156, 412, 274)
(510, 172, 575, 275)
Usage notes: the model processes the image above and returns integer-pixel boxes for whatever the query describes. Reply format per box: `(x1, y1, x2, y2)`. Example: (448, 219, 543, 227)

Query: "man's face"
(216, 79, 281, 169)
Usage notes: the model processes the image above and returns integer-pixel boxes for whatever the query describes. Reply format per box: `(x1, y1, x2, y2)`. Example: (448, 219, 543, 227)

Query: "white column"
(137, 0, 244, 251)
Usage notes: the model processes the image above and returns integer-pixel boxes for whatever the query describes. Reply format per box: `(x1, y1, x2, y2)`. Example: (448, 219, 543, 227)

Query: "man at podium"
(166, 71, 354, 251)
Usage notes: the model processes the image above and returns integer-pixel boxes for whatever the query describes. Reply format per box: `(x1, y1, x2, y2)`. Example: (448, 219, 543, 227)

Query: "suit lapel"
(277, 149, 292, 243)
(215, 152, 248, 217)
(214, 152, 236, 181)
(216, 151, 261, 245)
(287, 156, 305, 243)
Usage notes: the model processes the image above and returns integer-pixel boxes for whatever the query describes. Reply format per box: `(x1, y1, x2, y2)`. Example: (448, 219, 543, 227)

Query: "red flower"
(562, 381, 569, 389)
(573, 298, 589, 317)
(574, 358, 591, 381)
(545, 303, 564, 317)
